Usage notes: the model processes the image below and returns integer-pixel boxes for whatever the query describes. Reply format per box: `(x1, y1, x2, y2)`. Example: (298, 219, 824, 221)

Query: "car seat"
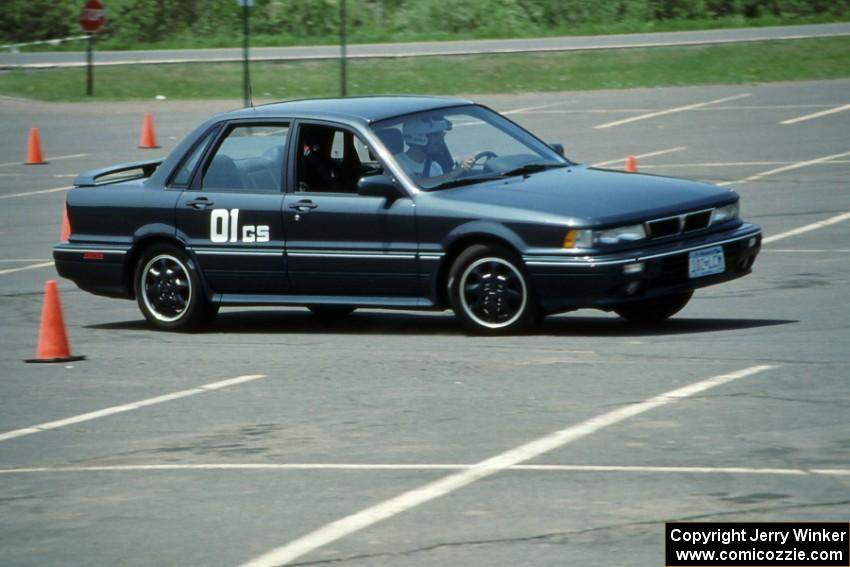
(203, 154, 243, 190)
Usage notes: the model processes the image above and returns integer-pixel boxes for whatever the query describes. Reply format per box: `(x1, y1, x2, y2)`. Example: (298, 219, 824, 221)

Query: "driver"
(396, 116, 475, 180)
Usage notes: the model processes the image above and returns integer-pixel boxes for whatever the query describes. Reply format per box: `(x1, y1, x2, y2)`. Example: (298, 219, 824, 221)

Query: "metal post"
(340, 0, 347, 97)
(242, 3, 251, 107)
(86, 33, 93, 96)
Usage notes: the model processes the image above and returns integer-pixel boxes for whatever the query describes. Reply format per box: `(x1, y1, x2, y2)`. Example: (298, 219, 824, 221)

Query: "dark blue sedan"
(54, 96, 761, 334)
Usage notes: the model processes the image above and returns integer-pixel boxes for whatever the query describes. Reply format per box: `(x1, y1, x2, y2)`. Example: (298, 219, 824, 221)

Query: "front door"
(176, 122, 290, 294)
(283, 123, 419, 297)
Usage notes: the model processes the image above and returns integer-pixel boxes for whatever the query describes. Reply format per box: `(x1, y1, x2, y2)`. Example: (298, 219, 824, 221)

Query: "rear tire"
(448, 244, 538, 335)
(134, 243, 217, 331)
(613, 291, 693, 324)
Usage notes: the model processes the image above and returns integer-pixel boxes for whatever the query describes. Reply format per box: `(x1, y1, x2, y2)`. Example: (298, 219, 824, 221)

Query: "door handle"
(186, 197, 214, 210)
(289, 200, 318, 212)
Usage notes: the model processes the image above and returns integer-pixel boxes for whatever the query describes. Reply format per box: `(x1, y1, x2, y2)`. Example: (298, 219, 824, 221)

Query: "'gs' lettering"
(242, 225, 270, 243)
(209, 209, 269, 243)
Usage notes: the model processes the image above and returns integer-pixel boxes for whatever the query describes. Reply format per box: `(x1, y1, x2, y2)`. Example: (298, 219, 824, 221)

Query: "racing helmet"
(402, 116, 452, 147)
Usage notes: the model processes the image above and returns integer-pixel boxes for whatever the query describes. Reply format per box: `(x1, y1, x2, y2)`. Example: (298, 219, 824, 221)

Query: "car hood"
(430, 165, 737, 226)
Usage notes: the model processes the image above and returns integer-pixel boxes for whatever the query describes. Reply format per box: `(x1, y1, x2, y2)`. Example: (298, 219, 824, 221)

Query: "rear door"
(175, 122, 290, 294)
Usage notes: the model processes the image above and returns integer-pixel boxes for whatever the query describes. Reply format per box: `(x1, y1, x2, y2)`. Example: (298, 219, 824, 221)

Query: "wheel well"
(124, 236, 187, 299)
(433, 235, 520, 308)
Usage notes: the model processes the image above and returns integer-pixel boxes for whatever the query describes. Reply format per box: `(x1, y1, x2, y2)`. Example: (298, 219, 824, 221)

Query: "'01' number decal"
(210, 209, 270, 243)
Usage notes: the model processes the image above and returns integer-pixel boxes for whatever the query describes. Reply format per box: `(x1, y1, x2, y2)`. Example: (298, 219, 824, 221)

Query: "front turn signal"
(563, 229, 592, 249)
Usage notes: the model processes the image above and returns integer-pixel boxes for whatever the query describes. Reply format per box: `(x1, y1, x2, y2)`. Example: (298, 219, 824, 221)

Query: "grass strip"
(1, 37, 848, 102)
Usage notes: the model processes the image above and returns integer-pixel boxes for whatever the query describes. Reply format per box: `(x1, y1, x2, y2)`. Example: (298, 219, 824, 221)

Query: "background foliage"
(1, 0, 848, 45)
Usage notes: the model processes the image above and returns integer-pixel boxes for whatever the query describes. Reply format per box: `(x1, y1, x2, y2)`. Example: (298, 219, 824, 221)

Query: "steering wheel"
(462, 151, 499, 175)
(471, 151, 498, 167)
(453, 151, 498, 179)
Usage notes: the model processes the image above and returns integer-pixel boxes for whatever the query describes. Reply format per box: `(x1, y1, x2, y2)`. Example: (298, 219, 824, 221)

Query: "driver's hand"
(459, 156, 475, 170)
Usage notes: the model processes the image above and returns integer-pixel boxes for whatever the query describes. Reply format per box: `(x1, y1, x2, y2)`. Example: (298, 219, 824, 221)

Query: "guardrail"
(2, 35, 89, 53)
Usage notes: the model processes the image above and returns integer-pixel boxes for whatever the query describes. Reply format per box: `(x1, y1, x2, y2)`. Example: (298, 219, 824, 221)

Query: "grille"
(647, 209, 713, 239)
(683, 210, 712, 233)
(647, 218, 680, 238)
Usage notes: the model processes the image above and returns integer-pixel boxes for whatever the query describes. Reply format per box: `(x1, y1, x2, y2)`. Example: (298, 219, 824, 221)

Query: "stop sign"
(79, 0, 106, 33)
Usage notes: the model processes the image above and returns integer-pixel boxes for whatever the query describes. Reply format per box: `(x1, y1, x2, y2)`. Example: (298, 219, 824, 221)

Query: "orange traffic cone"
(60, 205, 71, 243)
(624, 155, 637, 173)
(25, 281, 85, 363)
(138, 112, 159, 149)
(25, 127, 46, 165)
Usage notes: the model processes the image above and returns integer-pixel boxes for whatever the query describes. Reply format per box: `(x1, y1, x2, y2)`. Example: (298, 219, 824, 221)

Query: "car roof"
(220, 95, 475, 125)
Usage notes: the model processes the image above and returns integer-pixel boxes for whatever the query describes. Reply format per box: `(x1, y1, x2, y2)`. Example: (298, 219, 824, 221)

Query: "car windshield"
(371, 105, 569, 191)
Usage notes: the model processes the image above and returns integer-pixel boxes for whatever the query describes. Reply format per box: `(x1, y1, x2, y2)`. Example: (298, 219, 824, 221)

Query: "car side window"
(201, 124, 288, 193)
(171, 128, 217, 187)
(296, 124, 381, 193)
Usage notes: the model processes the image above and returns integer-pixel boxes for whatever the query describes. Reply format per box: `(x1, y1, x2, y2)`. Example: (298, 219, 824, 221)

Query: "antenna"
(248, 80, 254, 109)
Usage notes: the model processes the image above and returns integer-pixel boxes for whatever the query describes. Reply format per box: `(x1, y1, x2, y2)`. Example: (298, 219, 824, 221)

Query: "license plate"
(688, 246, 725, 278)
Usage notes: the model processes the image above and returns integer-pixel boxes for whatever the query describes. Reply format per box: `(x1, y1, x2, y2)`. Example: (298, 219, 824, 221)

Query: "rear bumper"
(524, 224, 761, 313)
(53, 243, 132, 299)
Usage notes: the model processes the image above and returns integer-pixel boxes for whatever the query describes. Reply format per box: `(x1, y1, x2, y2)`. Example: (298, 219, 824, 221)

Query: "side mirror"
(357, 174, 400, 199)
(549, 143, 565, 157)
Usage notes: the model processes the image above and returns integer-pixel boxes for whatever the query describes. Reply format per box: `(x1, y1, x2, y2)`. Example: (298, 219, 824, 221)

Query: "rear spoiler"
(74, 158, 164, 187)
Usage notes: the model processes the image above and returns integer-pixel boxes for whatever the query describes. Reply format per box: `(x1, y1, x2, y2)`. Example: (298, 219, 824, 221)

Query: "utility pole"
(85, 33, 94, 96)
(340, 0, 347, 97)
(238, 0, 253, 107)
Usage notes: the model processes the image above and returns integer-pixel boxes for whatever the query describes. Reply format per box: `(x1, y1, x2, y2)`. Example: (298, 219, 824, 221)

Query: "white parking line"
(719, 149, 850, 186)
(0, 185, 72, 200)
(0, 153, 87, 168)
(525, 104, 841, 115)
(781, 103, 850, 125)
(0, 261, 54, 276)
(591, 146, 686, 168)
(524, 108, 657, 114)
(514, 464, 850, 475)
(2, 463, 847, 477)
(0, 374, 267, 443)
(238, 365, 774, 567)
(593, 93, 752, 129)
(640, 160, 850, 169)
(764, 211, 850, 244)
(713, 104, 843, 110)
(502, 101, 575, 115)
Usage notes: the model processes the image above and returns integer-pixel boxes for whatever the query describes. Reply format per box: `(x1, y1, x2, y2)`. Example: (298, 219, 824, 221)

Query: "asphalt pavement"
(0, 80, 849, 566)
(2, 22, 849, 68)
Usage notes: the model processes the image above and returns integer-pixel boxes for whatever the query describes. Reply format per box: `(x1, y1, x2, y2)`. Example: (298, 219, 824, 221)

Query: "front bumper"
(524, 223, 761, 313)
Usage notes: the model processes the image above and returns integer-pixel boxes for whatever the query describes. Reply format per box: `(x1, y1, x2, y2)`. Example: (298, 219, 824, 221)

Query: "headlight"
(594, 223, 646, 245)
(711, 202, 739, 224)
(563, 224, 646, 249)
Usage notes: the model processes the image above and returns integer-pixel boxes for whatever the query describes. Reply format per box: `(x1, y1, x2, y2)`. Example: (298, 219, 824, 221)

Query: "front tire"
(134, 243, 217, 331)
(448, 244, 538, 335)
(613, 291, 693, 324)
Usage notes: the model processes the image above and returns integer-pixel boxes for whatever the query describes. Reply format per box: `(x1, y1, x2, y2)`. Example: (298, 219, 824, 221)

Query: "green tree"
(0, 0, 77, 43)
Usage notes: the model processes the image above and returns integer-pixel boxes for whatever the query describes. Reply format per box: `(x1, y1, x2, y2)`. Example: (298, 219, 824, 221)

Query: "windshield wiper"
(500, 163, 568, 177)
(427, 175, 503, 191)
(427, 163, 567, 191)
